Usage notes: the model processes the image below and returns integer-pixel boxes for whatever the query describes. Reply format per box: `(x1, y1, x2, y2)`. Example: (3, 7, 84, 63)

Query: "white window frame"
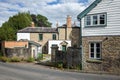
(89, 42, 101, 59)
(85, 13, 106, 27)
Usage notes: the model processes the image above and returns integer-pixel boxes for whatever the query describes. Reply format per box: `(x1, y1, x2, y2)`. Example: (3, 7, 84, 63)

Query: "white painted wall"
(48, 40, 71, 54)
(81, 0, 120, 36)
(17, 33, 30, 41)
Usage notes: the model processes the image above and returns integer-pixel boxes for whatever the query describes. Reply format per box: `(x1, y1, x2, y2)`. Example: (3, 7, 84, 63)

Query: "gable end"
(77, 0, 102, 20)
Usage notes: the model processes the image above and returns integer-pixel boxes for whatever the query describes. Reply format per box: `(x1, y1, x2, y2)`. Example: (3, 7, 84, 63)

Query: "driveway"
(0, 62, 120, 80)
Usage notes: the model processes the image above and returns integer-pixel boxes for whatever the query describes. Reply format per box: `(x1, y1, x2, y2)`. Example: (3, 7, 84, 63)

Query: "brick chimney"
(67, 15, 72, 28)
(31, 22, 35, 28)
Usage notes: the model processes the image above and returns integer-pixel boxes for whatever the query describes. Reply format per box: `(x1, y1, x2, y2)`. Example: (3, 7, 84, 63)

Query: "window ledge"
(86, 59, 102, 63)
(84, 25, 106, 28)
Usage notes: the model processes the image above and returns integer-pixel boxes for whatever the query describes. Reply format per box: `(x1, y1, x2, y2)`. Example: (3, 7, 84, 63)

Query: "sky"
(0, 0, 95, 27)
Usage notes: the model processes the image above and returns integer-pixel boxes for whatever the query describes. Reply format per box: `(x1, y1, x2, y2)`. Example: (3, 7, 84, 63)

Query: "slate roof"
(58, 24, 80, 28)
(18, 27, 57, 33)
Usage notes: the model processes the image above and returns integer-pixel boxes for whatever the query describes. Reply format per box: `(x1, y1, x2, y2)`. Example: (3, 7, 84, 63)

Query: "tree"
(0, 12, 32, 40)
(31, 14, 52, 27)
(0, 12, 52, 41)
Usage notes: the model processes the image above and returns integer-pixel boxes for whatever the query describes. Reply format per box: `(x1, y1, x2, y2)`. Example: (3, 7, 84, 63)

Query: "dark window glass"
(39, 34, 43, 41)
(93, 15, 98, 25)
(52, 34, 56, 40)
(100, 14, 105, 24)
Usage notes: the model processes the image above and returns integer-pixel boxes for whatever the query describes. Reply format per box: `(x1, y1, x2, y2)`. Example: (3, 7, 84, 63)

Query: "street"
(0, 62, 120, 80)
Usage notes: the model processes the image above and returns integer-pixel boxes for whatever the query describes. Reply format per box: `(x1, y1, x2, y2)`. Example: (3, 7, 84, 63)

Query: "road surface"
(0, 62, 120, 80)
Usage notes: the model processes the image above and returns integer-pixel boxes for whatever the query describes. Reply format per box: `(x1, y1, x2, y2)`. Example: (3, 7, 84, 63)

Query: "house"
(77, 0, 120, 72)
(1, 40, 41, 59)
(17, 15, 80, 54)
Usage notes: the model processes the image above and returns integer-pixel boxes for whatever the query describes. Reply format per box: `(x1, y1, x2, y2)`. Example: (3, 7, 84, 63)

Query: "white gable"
(17, 33, 30, 41)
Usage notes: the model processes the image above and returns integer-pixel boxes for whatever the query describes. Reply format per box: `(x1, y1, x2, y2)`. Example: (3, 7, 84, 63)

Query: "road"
(0, 62, 120, 80)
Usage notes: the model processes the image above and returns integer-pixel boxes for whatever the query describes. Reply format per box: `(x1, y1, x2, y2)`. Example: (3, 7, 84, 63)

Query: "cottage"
(77, 0, 120, 73)
(17, 15, 80, 54)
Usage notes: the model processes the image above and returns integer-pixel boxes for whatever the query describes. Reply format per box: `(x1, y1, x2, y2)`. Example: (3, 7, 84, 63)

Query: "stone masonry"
(82, 36, 120, 73)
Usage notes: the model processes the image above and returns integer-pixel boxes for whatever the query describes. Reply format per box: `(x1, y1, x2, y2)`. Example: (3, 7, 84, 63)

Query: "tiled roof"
(18, 27, 57, 33)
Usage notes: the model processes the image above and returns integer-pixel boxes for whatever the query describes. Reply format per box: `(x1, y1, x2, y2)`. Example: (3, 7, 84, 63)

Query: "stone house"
(17, 15, 80, 54)
(77, 0, 120, 73)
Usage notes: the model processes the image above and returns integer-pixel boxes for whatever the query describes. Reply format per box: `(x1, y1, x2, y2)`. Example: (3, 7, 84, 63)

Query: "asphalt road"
(0, 62, 120, 80)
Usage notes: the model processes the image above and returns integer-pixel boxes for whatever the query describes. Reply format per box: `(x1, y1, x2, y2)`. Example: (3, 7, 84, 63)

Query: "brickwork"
(3, 41, 28, 48)
(82, 36, 120, 73)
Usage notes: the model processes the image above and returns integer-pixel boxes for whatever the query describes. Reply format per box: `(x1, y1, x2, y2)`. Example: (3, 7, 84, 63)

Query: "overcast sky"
(0, 0, 95, 27)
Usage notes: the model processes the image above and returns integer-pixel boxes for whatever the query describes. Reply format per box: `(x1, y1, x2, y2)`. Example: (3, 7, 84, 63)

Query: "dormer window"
(85, 13, 106, 27)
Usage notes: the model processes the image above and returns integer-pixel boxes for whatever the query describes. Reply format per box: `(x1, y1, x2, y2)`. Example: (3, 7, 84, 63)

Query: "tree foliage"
(31, 14, 52, 27)
(0, 12, 32, 40)
(0, 12, 52, 41)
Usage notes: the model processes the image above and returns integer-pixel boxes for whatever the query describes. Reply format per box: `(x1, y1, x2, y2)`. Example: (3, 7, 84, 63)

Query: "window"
(93, 15, 98, 25)
(39, 34, 43, 41)
(62, 45, 66, 52)
(89, 42, 101, 59)
(85, 13, 106, 27)
(86, 16, 91, 25)
(100, 14, 105, 24)
(52, 34, 56, 40)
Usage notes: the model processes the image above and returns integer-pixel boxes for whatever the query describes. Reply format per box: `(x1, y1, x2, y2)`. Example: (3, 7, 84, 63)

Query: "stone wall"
(51, 45, 82, 69)
(82, 36, 120, 73)
(5, 47, 31, 59)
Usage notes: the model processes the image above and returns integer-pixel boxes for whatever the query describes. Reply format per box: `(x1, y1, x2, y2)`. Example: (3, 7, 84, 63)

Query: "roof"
(58, 24, 80, 28)
(29, 41, 41, 47)
(77, 0, 102, 20)
(18, 27, 57, 33)
(19, 39, 41, 47)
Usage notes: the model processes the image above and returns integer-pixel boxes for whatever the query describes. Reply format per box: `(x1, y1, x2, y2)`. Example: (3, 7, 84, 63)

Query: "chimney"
(31, 22, 35, 28)
(56, 21, 59, 27)
(67, 15, 72, 28)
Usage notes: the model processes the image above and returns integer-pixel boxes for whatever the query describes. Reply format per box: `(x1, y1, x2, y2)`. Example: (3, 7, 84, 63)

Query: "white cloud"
(0, 0, 92, 27)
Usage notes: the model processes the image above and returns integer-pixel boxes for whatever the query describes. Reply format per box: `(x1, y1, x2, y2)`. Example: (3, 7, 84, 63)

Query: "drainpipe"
(78, 19, 83, 70)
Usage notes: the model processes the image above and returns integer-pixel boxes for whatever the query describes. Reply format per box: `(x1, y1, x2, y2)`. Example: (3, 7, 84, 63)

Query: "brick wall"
(3, 41, 28, 48)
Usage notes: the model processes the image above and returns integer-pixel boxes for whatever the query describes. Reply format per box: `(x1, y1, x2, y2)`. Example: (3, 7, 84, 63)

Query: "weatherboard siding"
(82, 0, 120, 36)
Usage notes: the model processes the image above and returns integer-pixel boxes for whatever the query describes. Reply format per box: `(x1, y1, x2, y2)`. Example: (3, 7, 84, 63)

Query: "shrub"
(56, 62, 63, 69)
(0, 52, 3, 57)
(37, 53, 43, 61)
(27, 57, 35, 62)
(0, 57, 9, 62)
(11, 57, 21, 62)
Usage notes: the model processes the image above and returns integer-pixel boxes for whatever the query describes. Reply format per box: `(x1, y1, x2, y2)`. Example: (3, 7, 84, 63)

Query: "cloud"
(0, 0, 93, 27)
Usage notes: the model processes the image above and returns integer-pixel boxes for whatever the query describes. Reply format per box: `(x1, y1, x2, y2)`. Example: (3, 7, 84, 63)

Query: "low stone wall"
(51, 45, 82, 69)
(5, 47, 31, 59)
(66, 47, 81, 68)
(82, 36, 120, 74)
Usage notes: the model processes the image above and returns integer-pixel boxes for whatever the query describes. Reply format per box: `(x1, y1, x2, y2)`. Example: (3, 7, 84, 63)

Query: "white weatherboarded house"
(77, 0, 120, 73)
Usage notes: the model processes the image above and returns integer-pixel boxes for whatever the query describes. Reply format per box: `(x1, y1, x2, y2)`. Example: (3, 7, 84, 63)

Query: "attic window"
(85, 13, 106, 27)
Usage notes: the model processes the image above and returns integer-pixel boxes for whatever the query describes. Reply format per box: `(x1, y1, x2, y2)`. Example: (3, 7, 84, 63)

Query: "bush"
(27, 57, 35, 62)
(11, 57, 21, 62)
(37, 53, 43, 61)
(0, 57, 9, 62)
(56, 62, 63, 69)
(0, 52, 3, 57)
